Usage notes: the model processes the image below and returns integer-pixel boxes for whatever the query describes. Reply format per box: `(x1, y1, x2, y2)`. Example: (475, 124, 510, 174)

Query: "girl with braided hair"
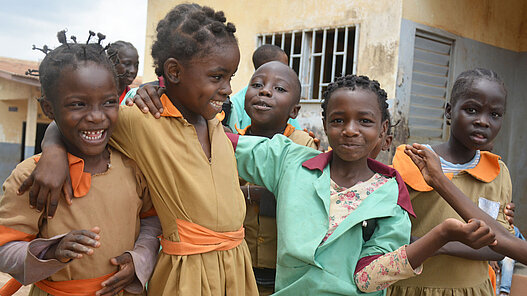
(107, 41, 139, 104)
(0, 31, 160, 296)
(17, 4, 258, 295)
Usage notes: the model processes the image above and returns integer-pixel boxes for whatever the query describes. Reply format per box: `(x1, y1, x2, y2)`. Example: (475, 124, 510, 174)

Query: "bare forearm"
(431, 175, 527, 264)
(438, 242, 504, 261)
(406, 224, 447, 269)
(41, 121, 66, 152)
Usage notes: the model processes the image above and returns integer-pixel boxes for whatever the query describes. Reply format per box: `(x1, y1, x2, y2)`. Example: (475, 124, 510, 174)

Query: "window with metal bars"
(257, 26, 358, 101)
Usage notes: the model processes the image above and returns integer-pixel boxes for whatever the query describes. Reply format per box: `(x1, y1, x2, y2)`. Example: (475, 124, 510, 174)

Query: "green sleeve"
(235, 134, 296, 193)
(359, 206, 411, 258)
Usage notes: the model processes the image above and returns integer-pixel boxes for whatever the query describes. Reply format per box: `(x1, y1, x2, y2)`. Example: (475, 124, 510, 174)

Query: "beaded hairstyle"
(32, 30, 117, 100)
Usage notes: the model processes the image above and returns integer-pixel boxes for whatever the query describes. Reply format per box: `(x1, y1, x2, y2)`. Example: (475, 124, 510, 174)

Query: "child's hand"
(303, 128, 321, 150)
(404, 143, 444, 187)
(47, 227, 101, 263)
(96, 253, 136, 296)
(17, 149, 73, 218)
(504, 202, 515, 226)
(441, 218, 496, 249)
(127, 84, 165, 118)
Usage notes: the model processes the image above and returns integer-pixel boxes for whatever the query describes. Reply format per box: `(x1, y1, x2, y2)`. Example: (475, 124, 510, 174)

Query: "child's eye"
(212, 75, 222, 81)
(360, 119, 374, 124)
(275, 86, 287, 92)
(491, 112, 503, 118)
(103, 99, 118, 106)
(251, 82, 263, 88)
(69, 102, 86, 108)
(465, 108, 477, 114)
(330, 118, 344, 124)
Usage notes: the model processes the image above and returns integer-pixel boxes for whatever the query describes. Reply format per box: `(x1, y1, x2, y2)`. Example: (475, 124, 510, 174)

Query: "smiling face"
(245, 61, 300, 131)
(446, 78, 506, 151)
(41, 61, 119, 158)
(324, 88, 387, 163)
(115, 46, 139, 88)
(166, 42, 240, 121)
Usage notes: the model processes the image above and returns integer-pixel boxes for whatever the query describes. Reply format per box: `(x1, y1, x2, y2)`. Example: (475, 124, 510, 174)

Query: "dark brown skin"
(405, 143, 527, 265)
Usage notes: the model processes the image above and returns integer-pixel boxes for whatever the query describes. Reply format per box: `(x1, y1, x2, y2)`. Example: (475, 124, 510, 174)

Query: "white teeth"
(80, 130, 104, 141)
(210, 101, 223, 108)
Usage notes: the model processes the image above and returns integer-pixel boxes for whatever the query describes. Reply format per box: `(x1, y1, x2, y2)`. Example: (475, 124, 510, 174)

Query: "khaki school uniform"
(110, 94, 258, 296)
(0, 148, 154, 296)
(388, 145, 514, 296)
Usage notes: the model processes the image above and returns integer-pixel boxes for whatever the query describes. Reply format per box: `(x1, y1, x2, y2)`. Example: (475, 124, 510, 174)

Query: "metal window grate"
(408, 31, 453, 142)
(257, 26, 358, 101)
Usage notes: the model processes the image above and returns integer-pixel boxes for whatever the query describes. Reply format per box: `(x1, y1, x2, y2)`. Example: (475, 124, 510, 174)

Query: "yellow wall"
(144, 0, 403, 97)
(0, 78, 50, 143)
(403, 0, 527, 52)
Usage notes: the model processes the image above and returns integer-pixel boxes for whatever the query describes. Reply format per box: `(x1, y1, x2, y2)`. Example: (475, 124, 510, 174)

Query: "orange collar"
(34, 154, 92, 198)
(392, 145, 501, 192)
(235, 123, 295, 137)
(160, 94, 183, 118)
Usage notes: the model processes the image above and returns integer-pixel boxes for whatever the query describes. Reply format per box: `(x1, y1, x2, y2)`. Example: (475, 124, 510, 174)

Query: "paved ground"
(0, 272, 31, 295)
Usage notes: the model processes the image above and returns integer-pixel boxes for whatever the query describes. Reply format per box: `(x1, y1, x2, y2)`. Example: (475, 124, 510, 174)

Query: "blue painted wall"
(0, 142, 21, 191)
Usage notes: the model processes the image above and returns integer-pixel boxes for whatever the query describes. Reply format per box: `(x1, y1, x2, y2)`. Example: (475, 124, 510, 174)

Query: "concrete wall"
(403, 0, 526, 52)
(396, 19, 527, 231)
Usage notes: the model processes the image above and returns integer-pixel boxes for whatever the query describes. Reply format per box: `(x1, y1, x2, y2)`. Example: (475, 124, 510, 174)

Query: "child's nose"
(475, 114, 491, 127)
(343, 121, 359, 136)
(219, 81, 233, 96)
(259, 87, 272, 97)
(86, 109, 105, 123)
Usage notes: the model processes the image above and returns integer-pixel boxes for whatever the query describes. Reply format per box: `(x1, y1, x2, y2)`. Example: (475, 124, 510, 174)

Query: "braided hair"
(151, 3, 237, 77)
(107, 40, 137, 66)
(38, 30, 117, 100)
(450, 68, 507, 107)
(321, 75, 390, 123)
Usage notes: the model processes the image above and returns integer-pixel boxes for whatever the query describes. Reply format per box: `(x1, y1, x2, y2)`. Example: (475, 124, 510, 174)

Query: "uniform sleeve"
(0, 159, 69, 284)
(109, 106, 139, 160)
(121, 156, 161, 293)
(125, 216, 161, 293)
(496, 162, 515, 234)
(357, 206, 411, 269)
(354, 245, 422, 292)
(234, 134, 295, 194)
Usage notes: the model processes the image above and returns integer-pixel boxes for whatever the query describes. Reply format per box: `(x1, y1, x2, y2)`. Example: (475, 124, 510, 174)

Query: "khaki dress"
(388, 145, 514, 296)
(110, 101, 258, 296)
(0, 149, 153, 296)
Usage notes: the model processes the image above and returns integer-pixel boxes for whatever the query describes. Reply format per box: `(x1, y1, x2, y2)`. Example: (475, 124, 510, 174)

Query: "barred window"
(257, 26, 358, 101)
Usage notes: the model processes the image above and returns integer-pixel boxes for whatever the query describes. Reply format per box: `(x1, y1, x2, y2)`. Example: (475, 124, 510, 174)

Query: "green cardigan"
(230, 133, 415, 295)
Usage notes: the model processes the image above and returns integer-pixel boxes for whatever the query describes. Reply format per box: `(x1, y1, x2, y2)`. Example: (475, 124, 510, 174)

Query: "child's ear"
(382, 134, 394, 152)
(445, 102, 452, 125)
(164, 58, 182, 84)
(39, 98, 54, 120)
(288, 104, 301, 119)
(380, 119, 389, 139)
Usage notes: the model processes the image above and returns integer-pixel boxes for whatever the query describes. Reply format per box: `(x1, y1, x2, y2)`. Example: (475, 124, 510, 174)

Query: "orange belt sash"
(0, 272, 116, 296)
(161, 219, 244, 255)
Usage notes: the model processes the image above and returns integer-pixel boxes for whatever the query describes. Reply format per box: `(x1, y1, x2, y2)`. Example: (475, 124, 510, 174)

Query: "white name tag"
(478, 197, 500, 219)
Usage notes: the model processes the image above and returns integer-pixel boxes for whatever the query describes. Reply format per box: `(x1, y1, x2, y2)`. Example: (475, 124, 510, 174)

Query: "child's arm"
(96, 216, 162, 296)
(17, 121, 71, 217)
(405, 143, 527, 264)
(0, 228, 100, 285)
(355, 217, 495, 292)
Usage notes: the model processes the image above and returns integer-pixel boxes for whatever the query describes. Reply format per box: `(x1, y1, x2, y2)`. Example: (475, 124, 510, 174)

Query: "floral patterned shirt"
(322, 173, 421, 292)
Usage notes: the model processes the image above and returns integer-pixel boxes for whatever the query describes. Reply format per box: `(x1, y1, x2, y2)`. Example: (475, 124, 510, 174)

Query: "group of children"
(0, 3, 525, 296)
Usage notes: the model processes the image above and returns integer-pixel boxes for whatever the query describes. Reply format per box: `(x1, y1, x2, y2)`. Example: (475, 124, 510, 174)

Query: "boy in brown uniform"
(237, 61, 317, 295)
